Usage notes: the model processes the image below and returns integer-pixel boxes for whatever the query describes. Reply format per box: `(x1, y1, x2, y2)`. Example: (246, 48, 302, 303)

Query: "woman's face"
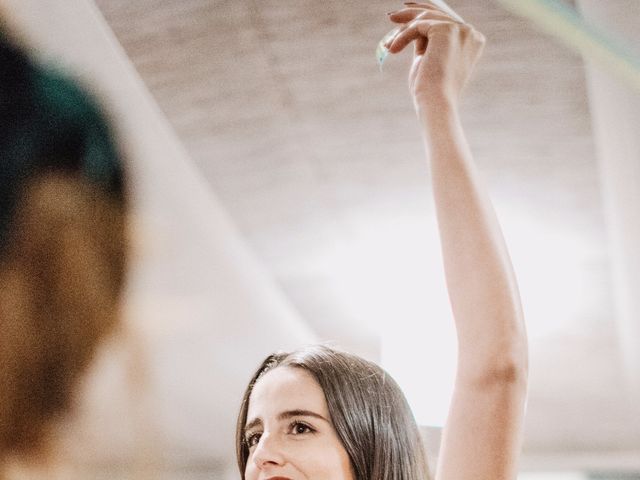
(243, 366, 354, 480)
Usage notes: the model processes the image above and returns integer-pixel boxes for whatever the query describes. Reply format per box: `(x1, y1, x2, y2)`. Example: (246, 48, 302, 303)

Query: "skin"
(243, 367, 354, 480)
(386, 2, 529, 480)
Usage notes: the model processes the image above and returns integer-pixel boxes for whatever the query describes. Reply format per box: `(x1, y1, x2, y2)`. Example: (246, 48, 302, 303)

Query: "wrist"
(415, 93, 459, 131)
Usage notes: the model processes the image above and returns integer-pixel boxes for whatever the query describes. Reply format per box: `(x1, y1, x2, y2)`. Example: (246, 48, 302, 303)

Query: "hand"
(386, 2, 485, 111)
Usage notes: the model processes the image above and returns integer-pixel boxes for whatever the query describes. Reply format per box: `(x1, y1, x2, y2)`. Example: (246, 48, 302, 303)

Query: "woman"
(0, 24, 128, 477)
(236, 3, 528, 480)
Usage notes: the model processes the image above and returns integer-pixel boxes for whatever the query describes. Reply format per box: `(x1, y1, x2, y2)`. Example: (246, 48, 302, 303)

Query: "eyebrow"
(244, 409, 330, 433)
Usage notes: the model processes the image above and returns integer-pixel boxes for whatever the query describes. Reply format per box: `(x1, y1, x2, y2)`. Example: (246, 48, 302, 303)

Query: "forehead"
(247, 366, 329, 421)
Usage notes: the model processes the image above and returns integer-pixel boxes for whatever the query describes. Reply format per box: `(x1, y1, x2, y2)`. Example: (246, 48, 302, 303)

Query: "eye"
(289, 421, 315, 436)
(245, 432, 262, 448)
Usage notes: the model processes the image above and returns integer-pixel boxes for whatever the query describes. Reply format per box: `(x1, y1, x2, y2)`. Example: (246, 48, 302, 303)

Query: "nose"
(252, 432, 286, 470)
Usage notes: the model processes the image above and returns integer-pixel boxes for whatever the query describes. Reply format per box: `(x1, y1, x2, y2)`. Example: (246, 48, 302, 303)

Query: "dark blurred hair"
(0, 26, 125, 250)
(0, 25, 127, 460)
(236, 345, 430, 480)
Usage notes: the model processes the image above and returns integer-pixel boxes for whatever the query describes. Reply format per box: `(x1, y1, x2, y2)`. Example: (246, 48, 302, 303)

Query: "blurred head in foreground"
(236, 345, 430, 480)
(0, 25, 127, 465)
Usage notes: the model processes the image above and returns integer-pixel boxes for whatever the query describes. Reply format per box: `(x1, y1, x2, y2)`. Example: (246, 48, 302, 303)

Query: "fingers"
(387, 19, 454, 53)
(384, 2, 478, 59)
(392, 1, 463, 22)
(385, 1, 465, 51)
(385, 6, 458, 52)
(388, 7, 451, 24)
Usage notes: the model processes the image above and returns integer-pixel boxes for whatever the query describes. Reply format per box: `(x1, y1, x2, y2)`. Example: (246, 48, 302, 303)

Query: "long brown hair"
(236, 345, 430, 480)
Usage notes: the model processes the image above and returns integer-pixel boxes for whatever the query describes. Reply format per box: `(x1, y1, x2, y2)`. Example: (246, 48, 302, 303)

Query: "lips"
(266, 477, 293, 480)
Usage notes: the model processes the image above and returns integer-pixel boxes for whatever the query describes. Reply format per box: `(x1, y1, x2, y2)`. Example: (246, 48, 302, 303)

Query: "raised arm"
(386, 4, 528, 479)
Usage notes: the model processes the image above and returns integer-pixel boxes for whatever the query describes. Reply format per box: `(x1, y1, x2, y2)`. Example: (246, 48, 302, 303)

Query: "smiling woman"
(236, 2, 528, 480)
(241, 359, 353, 480)
(237, 346, 428, 480)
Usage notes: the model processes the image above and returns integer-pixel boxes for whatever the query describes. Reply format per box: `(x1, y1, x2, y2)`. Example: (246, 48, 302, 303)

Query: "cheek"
(244, 462, 257, 480)
(291, 441, 354, 480)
